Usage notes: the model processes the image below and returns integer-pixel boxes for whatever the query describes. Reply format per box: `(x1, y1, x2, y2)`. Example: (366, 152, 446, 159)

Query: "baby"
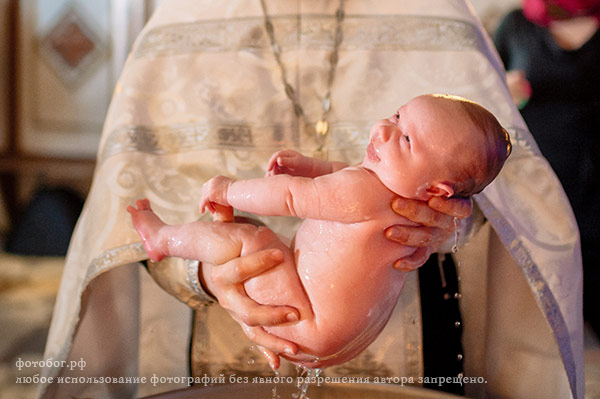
(128, 94, 511, 368)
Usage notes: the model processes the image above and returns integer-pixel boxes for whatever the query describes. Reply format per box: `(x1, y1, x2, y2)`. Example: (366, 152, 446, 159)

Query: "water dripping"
(247, 346, 256, 366)
(292, 365, 323, 399)
(451, 216, 460, 254)
(271, 369, 281, 399)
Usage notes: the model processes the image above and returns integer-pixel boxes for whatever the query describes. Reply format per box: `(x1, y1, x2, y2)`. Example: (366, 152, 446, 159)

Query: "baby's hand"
(199, 176, 234, 214)
(266, 149, 311, 177)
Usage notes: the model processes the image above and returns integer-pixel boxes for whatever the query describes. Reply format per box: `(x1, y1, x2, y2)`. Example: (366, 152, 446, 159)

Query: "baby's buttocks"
(269, 215, 412, 365)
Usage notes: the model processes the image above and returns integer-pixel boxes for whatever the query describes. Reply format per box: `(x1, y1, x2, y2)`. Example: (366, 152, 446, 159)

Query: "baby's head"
(362, 94, 511, 199)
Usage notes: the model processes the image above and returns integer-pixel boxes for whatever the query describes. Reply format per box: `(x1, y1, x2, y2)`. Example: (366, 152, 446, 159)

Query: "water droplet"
(249, 345, 255, 351)
(248, 358, 255, 365)
(457, 354, 463, 361)
(443, 293, 451, 300)
(454, 293, 462, 299)
(454, 321, 461, 328)
(292, 365, 321, 399)
(452, 217, 460, 254)
(458, 372, 464, 378)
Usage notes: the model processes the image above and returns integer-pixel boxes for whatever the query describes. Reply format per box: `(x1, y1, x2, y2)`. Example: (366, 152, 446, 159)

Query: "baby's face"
(362, 95, 485, 199)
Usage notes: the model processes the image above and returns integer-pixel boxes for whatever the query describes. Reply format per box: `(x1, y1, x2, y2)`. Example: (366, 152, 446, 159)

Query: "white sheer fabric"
(38, 1, 583, 398)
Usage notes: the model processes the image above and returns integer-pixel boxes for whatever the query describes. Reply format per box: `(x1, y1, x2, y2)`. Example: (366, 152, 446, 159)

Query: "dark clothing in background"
(494, 9, 600, 335)
(5, 187, 84, 256)
(494, 9, 600, 241)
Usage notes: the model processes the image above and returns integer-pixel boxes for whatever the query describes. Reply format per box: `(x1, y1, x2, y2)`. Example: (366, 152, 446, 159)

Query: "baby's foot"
(127, 199, 167, 262)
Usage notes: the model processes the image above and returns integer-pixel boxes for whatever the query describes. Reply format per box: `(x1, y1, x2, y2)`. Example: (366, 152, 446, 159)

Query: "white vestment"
(38, 1, 583, 398)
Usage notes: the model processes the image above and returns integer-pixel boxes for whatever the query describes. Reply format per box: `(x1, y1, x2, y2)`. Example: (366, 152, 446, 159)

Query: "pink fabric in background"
(522, 0, 600, 25)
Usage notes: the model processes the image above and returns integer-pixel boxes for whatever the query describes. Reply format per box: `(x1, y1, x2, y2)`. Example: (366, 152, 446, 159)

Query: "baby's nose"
(379, 125, 393, 142)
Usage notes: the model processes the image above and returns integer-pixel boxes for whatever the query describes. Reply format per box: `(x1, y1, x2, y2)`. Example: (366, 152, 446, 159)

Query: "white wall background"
(470, 0, 521, 33)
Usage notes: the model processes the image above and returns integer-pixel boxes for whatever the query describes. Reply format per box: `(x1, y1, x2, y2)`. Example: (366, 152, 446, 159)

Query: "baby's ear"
(426, 182, 454, 198)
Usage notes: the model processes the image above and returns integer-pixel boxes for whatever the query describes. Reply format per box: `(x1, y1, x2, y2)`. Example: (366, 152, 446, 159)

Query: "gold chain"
(259, 0, 346, 159)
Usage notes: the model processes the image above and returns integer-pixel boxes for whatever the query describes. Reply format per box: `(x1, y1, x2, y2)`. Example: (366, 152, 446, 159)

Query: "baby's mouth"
(367, 142, 380, 162)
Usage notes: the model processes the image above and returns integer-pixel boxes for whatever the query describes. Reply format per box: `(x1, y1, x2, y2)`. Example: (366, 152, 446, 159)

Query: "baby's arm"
(266, 149, 348, 178)
(200, 168, 382, 223)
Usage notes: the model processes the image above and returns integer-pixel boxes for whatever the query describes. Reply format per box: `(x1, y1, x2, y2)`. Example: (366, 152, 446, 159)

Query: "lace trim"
(134, 15, 482, 58)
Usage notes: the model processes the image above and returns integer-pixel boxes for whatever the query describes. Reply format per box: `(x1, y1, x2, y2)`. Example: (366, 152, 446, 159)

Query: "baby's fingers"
(277, 154, 298, 169)
(200, 198, 218, 214)
(266, 152, 280, 174)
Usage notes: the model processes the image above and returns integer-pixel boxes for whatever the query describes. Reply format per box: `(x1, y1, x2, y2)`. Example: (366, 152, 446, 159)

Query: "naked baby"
(128, 94, 511, 369)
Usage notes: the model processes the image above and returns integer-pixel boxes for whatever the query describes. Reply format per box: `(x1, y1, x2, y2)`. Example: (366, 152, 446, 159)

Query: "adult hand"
(386, 196, 472, 271)
(200, 248, 299, 369)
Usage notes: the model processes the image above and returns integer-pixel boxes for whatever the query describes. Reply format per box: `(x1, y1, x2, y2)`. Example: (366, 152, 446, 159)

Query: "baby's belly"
(244, 219, 414, 368)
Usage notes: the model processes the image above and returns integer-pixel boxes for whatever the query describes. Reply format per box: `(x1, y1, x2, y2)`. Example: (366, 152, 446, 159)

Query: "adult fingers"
(385, 225, 449, 248)
(391, 197, 455, 229)
(240, 324, 298, 356)
(393, 247, 433, 271)
(219, 285, 299, 327)
(257, 345, 281, 370)
(428, 196, 472, 219)
(214, 249, 284, 285)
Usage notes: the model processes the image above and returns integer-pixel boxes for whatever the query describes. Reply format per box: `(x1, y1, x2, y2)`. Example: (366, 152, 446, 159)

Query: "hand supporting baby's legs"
(128, 199, 308, 370)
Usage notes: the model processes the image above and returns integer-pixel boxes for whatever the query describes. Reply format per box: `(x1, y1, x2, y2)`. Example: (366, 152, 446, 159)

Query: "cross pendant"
(315, 120, 329, 136)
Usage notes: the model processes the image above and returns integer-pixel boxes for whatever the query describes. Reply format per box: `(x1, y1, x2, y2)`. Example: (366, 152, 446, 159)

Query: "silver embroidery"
(134, 15, 483, 58)
(85, 242, 148, 282)
(185, 259, 215, 304)
(99, 122, 371, 164)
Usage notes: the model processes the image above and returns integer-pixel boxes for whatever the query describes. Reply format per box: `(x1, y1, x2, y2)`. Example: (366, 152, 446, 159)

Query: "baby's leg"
(128, 199, 311, 342)
(127, 199, 292, 268)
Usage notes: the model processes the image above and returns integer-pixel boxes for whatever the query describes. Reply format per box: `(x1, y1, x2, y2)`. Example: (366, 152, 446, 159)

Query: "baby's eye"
(394, 112, 400, 121)
(404, 135, 410, 143)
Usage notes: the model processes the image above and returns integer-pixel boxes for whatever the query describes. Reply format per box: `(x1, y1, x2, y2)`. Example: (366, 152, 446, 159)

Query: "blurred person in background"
(494, 0, 600, 339)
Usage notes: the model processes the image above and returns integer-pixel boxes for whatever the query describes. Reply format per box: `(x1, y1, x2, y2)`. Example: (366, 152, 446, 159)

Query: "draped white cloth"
(38, 1, 583, 398)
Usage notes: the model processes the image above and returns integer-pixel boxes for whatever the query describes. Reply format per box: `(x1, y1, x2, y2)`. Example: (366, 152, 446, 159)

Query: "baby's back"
(244, 173, 414, 367)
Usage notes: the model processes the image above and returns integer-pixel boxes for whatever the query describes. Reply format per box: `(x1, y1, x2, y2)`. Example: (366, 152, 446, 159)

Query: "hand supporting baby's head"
(362, 94, 511, 200)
